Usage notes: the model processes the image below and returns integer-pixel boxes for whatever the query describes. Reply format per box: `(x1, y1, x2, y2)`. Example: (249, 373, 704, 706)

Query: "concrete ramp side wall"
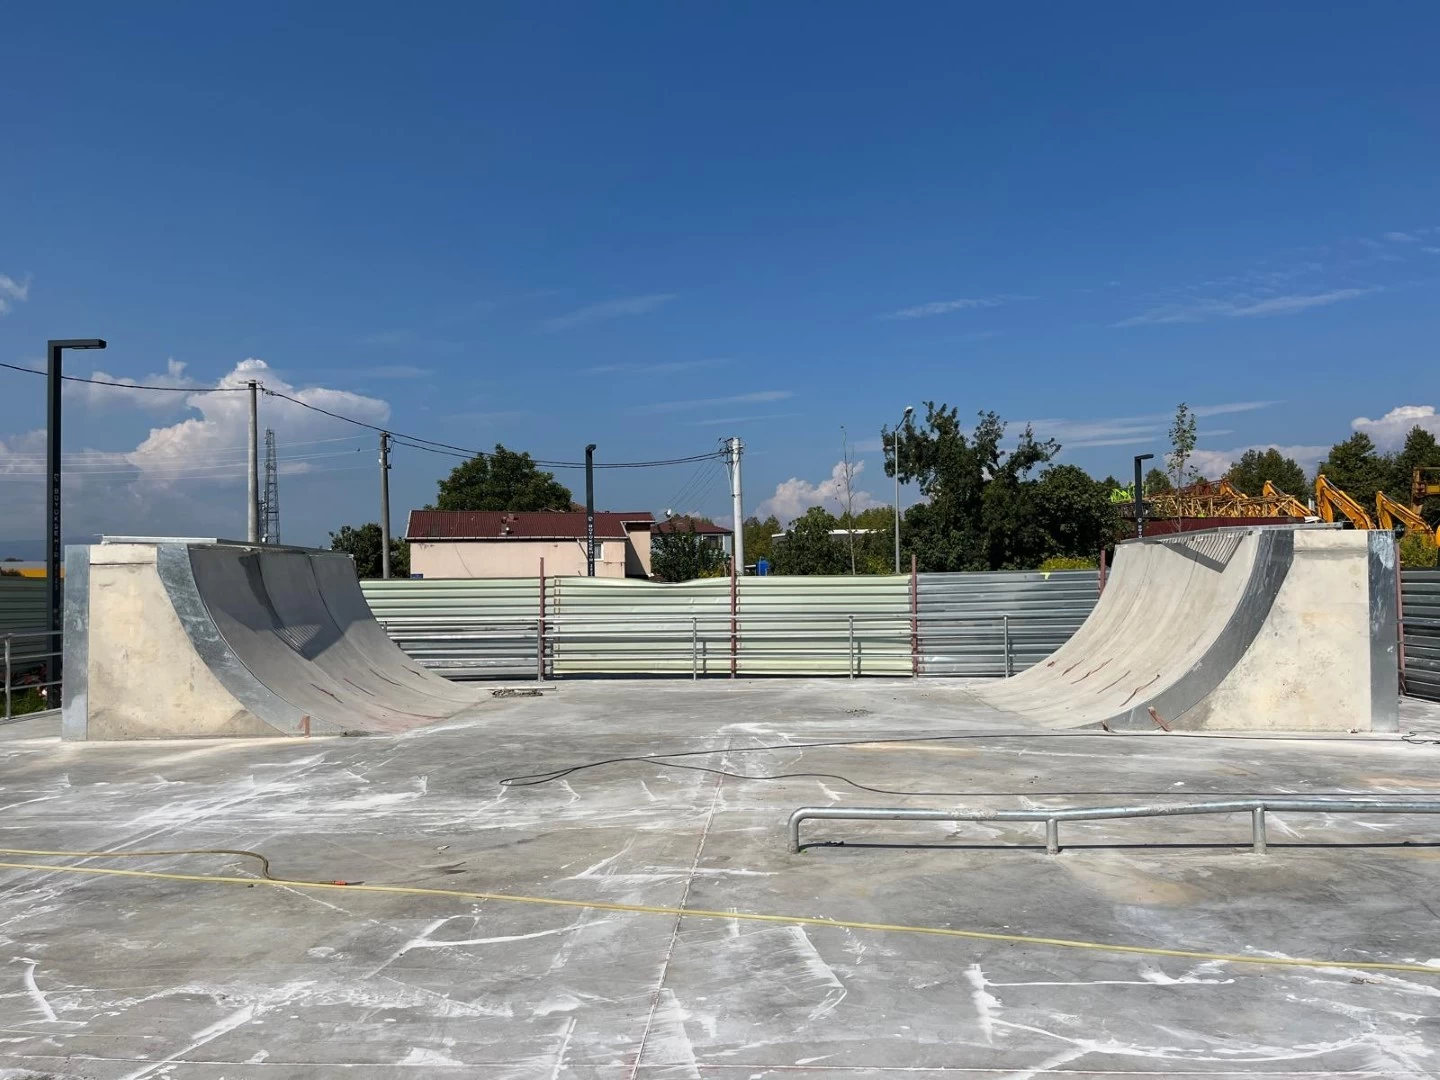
(1177, 530, 1394, 731)
(62, 544, 276, 740)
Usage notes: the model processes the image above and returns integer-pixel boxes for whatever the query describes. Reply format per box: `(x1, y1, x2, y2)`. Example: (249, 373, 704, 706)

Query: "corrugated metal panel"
(550, 577, 733, 676)
(360, 577, 552, 680)
(737, 576, 910, 675)
(1402, 569, 1440, 702)
(918, 570, 1098, 676)
(0, 577, 54, 672)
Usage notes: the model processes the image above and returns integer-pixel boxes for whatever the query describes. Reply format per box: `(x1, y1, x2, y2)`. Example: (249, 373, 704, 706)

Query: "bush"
(1399, 530, 1439, 569)
(1038, 554, 1099, 571)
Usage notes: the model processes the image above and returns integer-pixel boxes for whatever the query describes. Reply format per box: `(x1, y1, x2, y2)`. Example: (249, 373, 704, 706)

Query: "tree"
(431, 444, 572, 511)
(1167, 403, 1198, 487)
(773, 506, 849, 575)
(329, 523, 410, 579)
(888, 404, 1059, 571)
(1319, 433, 1389, 510)
(650, 520, 727, 582)
(743, 515, 781, 568)
(1225, 448, 1308, 497)
(1144, 467, 1172, 494)
(1032, 464, 1119, 563)
(837, 427, 859, 574)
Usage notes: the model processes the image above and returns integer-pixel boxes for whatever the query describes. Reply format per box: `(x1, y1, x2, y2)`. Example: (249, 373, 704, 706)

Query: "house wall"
(411, 540, 631, 579)
(626, 529, 653, 578)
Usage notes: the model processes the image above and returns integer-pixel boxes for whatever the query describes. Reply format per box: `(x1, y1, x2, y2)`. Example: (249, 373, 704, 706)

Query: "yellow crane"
(1413, 467, 1440, 508)
(1261, 480, 1314, 519)
(1376, 490, 1435, 541)
(1315, 474, 1377, 530)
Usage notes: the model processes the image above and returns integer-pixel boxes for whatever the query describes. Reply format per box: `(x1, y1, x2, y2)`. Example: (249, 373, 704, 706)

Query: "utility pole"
(893, 405, 913, 574)
(727, 437, 745, 574)
(247, 380, 260, 543)
(46, 338, 106, 696)
(379, 432, 392, 579)
(585, 444, 597, 576)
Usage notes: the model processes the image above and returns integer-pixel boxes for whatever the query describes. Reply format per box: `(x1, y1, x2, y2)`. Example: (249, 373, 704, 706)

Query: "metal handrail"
(787, 798, 1440, 855)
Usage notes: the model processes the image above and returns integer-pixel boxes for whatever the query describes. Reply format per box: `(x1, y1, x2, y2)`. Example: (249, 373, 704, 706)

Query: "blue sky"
(2, 3, 1438, 551)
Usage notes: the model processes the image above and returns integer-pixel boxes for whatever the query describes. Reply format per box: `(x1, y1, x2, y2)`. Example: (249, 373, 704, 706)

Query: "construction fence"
(360, 570, 1101, 681)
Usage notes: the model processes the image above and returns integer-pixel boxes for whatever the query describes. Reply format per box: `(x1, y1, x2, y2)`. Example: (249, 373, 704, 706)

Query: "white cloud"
(0, 273, 31, 315)
(1423, 247, 1440, 256)
(1028, 401, 1279, 447)
(1352, 405, 1440, 451)
(543, 294, 674, 332)
(1114, 288, 1377, 327)
(67, 358, 198, 411)
(1384, 231, 1419, 243)
(755, 459, 881, 524)
(586, 359, 726, 376)
(884, 295, 1029, 319)
(636, 390, 793, 414)
(695, 411, 803, 426)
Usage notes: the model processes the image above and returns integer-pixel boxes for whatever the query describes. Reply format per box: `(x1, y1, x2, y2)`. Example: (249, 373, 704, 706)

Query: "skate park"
(3, 522, 1440, 1076)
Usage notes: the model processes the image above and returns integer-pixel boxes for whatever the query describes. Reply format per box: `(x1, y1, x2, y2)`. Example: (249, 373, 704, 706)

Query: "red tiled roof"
(406, 510, 654, 541)
(651, 516, 732, 536)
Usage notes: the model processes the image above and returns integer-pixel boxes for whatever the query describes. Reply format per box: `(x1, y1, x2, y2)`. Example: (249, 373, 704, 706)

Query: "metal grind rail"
(788, 798, 1440, 855)
(1, 629, 60, 723)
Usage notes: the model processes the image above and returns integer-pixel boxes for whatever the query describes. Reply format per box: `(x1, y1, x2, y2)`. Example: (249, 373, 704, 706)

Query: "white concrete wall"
(411, 540, 631, 579)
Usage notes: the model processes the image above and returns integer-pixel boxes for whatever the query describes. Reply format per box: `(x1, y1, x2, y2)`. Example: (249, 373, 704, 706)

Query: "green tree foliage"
(1319, 433, 1390, 511)
(1039, 554, 1099, 571)
(888, 404, 1097, 571)
(1224, 448, 1308, 496)
(1400, 530, 1438, 569)
(773, 506, 849, 575)
(650, 520, 727, 582)
(1166, 402, 1198, 486)
(743, 515, 782, 568)
(1143, 468, 1172, 495)
(1391, 426, 1440, 525)
(431, 444, 572, 511)
(329, 523, 410, 579)
(1032, 465, 1120, 565)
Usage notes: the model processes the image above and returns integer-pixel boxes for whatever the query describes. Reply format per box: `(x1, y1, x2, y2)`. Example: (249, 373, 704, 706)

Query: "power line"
(1, 362, 728, 470)
(0, 361, 250, 392)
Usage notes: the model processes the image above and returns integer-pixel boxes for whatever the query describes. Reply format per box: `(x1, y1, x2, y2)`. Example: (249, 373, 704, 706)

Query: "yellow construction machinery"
(1261, 480, 1313, 519)
(1413, 467, 1440, 507)
(1376, 489, 1435, 540)
(1315, 474, 1377, 530)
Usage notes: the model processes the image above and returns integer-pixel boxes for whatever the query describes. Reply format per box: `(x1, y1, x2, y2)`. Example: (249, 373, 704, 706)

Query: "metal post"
(46, 338, 105, 694)
(1397, 561, 1407, 694)
(4, 636, 10, 721)
(728, 437, 745, 575)
(536, 616, 544, 682)
(692, 616, 699, 680)
(1133, 452, 1153, 539)
(910, 552, 919, 677)
(585, 444, 596, 576)
(730, 559, 738, 679)
(247, 380, 260, 543)
(1002, 614, 1012, 677)
(1045, 819, 1060, 855)
(893, 405, 911, 574)
(538, 557, 546, 680)
(1098, 546, 1108, 595)
(848, 614, 856, 679)
(1252, 807, 1267, 854)
(379, 432, 392, 579)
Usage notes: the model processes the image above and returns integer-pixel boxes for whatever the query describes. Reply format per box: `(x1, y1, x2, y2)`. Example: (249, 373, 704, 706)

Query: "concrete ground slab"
(3, 680, 1440, 1078)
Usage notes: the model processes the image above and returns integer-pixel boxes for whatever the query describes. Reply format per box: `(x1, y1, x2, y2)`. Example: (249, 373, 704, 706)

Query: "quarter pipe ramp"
(63, 540, 483, 739)
(975, 526, 1398, 732)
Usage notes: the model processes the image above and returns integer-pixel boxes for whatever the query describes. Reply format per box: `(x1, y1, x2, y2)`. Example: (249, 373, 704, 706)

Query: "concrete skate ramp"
(63, 541, 481, 739)
(975, 526, 1398, 732)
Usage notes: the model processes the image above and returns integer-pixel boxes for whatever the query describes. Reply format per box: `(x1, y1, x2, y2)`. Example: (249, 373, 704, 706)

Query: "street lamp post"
(1133, 452, 1154, 538)
(47, 338, 107, 694)
(894, 405, 913, 574)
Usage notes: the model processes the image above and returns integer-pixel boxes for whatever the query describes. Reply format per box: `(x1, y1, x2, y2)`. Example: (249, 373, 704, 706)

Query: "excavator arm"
(1377, 489, 1435, 539)
(1315, 474, 1376, 530)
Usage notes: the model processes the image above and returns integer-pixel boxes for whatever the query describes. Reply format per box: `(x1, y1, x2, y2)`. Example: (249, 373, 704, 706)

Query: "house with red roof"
(405, 509, 659, 579)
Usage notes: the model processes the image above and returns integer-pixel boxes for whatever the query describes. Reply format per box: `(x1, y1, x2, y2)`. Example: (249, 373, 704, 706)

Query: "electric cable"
(499, 731, 1440, 799)
(0, 361, 250, 391)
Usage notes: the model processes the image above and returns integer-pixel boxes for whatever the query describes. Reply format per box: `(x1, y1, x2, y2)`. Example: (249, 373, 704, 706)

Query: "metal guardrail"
(788, 798, 1440, 854)
(1402, 569, 1440, 702)
(2, 630, 60, 723)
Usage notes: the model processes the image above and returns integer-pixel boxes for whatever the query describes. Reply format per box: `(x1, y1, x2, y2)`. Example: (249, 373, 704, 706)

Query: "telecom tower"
(260, 428, 280, 544)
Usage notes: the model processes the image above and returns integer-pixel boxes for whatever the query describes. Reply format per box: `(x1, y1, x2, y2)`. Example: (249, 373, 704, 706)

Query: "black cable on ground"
(498, 730, 1440, 799)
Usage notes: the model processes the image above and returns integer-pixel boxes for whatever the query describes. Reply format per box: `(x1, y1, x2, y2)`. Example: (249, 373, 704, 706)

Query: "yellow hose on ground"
(0, 848, 1435, 976)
